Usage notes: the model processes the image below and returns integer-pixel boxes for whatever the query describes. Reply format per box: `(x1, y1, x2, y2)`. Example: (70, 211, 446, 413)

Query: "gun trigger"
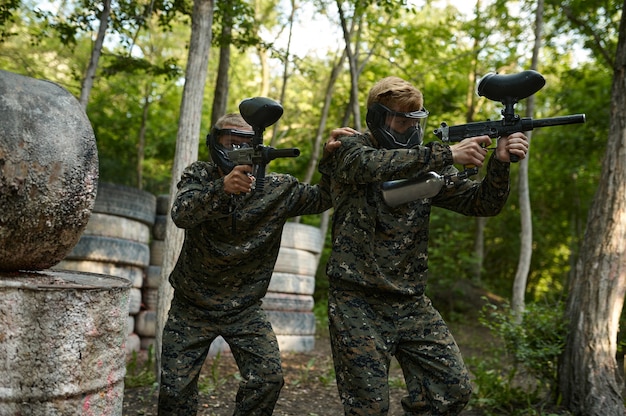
(247, 172, 257, 191)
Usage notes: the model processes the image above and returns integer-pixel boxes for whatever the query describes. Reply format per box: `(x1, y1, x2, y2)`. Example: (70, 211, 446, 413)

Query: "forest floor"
(122, 282, 572, 416)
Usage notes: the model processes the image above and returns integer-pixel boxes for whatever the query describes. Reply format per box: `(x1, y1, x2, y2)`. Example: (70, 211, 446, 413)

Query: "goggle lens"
(216, 128, 254, 150)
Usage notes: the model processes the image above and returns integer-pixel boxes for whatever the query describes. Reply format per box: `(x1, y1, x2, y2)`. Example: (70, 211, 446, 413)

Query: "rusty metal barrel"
(0, 270, 130, 415)
(0, 70, 127, 415)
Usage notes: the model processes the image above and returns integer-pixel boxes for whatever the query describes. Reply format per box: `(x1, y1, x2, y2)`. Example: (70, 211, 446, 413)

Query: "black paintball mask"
(206, 127, 255, 174)
(366, 103, 429, 149)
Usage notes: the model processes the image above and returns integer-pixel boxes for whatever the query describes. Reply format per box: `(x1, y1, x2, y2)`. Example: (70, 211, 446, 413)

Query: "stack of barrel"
(137, 194, 171, 351)
(54, 182, 156, 354)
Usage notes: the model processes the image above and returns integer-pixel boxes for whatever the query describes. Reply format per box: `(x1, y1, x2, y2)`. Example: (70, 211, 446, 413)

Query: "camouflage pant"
(158, 293, 284, 416)
(328, 289, 472, 416)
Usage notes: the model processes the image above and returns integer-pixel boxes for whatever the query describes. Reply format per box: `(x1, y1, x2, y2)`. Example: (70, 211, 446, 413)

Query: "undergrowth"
(466, 299, 571, 415)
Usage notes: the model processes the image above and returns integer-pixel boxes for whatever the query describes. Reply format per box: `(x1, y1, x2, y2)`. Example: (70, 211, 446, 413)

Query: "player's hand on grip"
(224, 165, 255, 195)
(450, 135, 492, 167)
(496, 132, 529, 162)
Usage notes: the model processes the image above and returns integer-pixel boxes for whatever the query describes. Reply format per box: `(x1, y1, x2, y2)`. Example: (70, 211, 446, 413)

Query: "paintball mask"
(207, 127, 255, 174)
(366, 103, 429, 149)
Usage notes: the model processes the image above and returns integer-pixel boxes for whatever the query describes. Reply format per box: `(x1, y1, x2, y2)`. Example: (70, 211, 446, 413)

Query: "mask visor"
(216, 128, 255, 150)
(383, 107, 429, 147)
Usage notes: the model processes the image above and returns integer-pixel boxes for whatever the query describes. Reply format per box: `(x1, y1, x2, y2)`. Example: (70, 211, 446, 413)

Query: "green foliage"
(477, 299, 568, 403)
(101, 55, 183, 80)
(316, 361, 336, 388)
(467, 356, 537, 414)
(543, 0, 621, 70)
(3, 4, 617, 414)
(428, 209, 480, 282)
(0, 0, 20, 41)
(125, 345, 157, 388)
(426, 209, 483, 320)
(290, 357, 317, 386)
(213, 0, 260, 49)
(465, 298, 570, 414)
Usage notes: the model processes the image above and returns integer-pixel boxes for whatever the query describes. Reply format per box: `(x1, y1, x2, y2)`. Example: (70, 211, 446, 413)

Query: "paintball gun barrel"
(232, 97, 300, 192)
(434, 113, 586, 145)
(382, 70, 586, 207)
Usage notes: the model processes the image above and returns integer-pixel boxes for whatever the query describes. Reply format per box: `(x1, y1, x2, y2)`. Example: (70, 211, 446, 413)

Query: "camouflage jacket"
(169, 160, 331, 315)
(318, 133, 510, 296)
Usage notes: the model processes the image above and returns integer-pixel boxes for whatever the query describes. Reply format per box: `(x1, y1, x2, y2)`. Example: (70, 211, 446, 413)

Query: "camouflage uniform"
(158, 160, 331, 416)
(319, 133, 511, 415)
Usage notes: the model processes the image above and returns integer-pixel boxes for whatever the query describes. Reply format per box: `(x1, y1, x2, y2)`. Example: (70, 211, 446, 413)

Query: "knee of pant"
(243, 372, 284, 390)
(449, 378, 472, 408)
(266, 372, 285, 389)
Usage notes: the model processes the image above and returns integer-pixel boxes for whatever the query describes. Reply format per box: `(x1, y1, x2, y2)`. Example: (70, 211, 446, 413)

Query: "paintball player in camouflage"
(158, 112, 356, 416)
(319, 76, 529, 415)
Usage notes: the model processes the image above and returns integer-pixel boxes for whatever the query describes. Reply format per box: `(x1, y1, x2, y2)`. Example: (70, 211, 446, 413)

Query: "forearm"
(171, 169, 231, 229)
(287, 173, 333, 217)
(434, 156, 510, 216)
(322, 136, 454, 184)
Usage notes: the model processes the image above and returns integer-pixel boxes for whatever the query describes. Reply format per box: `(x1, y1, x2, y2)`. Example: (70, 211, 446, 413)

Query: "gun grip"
(254, 164, 266, 192)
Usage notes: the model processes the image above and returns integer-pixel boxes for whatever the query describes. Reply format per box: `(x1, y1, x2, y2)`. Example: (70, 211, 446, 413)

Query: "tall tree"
(136, 83, 152, 189)
(251, 0, 282, 98)
(211, 5, 232, 126)
(210, 0, 258, 125)
(270, 0, 297, 145)
(465, 0, 486, 283)
(33, 0, 156, 108)
(155, 0, 214, 380)
(79, 0, 111, 108)
(335, 0, 362, 129)
(558, 1, 626, 413)
(511, 0, 544, 323)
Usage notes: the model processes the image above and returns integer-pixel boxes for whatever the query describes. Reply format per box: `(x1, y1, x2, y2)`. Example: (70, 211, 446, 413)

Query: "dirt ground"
(122, 321, 489, 416)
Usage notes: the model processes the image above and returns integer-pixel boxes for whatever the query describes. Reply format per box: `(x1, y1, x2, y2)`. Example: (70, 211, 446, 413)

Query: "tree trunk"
(257, 46, 270, 97)
(303, 49, 347, 185)
(467, 2, 483, 283)
(472, 217, 485, 282)
(558, 5, 626, 413)
(79, 0, 111, 109)
(211, 5, 232, 127)
(156, 0, 214, 381)
(136, 85, 152, 189)
(336, 1, 361, 129)
(511, 0, 543, 323)
(293, 49, 346, 228)
(270, 0, 296, 146)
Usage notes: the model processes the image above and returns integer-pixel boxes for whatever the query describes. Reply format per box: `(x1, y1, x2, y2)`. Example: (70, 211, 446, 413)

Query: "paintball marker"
(434, 70, 585, 162)
(232, 97, 300, 192)
(382, 70, 586, 207)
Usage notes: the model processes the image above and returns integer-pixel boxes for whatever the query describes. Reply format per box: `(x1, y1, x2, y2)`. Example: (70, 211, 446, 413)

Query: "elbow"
(483, 199, 507, 217)
(170, 205, 195, 229)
